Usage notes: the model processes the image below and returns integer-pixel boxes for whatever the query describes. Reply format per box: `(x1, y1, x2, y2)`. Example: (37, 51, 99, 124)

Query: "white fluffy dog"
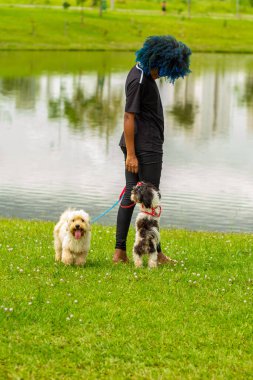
(54, 209, 91, 266)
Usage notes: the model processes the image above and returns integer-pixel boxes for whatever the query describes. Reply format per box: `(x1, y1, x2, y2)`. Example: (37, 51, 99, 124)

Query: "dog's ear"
(85, 220, 92, 232)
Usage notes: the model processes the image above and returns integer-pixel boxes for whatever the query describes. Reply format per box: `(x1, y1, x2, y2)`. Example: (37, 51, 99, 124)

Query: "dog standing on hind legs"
(131, 182, 161, 268)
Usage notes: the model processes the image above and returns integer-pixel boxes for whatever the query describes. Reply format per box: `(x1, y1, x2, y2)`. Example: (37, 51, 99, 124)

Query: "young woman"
(114, 35, 191, 264)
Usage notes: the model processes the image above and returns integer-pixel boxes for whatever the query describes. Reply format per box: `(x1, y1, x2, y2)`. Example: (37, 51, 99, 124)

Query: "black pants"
(115, 147, 163, 252)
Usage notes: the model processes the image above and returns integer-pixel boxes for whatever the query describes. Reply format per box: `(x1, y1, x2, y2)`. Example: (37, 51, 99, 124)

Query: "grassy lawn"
(2, 0, 253, 15)
(0, 218, 252, 379)
(0, 6, 253, 52)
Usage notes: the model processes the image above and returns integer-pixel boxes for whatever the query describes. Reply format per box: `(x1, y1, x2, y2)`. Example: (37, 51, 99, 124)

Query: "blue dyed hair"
(135, 35, 191, 83)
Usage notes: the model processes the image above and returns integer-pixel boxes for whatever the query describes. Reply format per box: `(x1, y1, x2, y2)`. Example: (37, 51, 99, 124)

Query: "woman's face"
(150, 68, 159, 80)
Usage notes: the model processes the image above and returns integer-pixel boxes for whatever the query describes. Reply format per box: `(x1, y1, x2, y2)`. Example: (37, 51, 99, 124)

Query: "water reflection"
(169, 77, 198, 128)
(48, 73, 123, 139)
(1, 77, 37, 109)
(0, 52, 253, 232)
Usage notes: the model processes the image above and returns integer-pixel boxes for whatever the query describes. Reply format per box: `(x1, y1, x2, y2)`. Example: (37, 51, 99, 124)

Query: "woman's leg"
(138, 156, 176, 264)
(138, 154, 163, 253)
(114, 150, 176, 264)
(115, 167, 138, 251)
(115, 151, 162, 255)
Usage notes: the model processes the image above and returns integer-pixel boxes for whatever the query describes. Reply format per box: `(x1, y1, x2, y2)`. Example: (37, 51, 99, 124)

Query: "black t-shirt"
(119, 64, 164, 153)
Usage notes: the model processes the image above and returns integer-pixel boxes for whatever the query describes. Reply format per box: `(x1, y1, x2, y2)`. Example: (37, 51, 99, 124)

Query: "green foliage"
(0, 219, 253, 378)
(62, 1, 71, 9)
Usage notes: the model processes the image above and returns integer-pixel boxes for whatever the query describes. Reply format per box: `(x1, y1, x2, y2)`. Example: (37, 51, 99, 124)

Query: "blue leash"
(90, 189, 126, 224)
(91, 198, 122, 224)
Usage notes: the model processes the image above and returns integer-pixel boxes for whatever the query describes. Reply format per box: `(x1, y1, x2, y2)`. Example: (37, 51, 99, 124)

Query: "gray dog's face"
(131, 182, 161, 209)
(68, 211, 91, 240)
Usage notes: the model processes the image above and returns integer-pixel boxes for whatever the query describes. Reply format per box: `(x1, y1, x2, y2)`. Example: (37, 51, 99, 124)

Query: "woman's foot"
(157, 252, 177, 265)
(113, 249, 129, 263)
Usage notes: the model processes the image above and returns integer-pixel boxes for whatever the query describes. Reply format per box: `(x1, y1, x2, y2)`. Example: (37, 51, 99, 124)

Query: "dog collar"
(141, 205, 162, 218)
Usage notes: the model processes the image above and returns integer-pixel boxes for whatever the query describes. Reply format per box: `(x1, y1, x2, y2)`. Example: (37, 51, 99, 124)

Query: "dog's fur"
(131, 182, 161, 268)
(54, 209, 91, 266)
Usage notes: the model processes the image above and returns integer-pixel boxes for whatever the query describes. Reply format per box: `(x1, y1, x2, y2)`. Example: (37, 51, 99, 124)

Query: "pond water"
(0, 52, 253, 232)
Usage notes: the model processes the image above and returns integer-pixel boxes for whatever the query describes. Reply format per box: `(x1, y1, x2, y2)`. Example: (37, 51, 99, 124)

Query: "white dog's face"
(68, 210, 91, 240)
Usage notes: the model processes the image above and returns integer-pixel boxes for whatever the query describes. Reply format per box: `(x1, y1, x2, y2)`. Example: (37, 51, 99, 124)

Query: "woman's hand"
(126, 154, 138, 173)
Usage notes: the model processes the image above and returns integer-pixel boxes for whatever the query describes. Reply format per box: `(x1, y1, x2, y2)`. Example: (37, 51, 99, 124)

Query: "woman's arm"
(124, 112, 138, 174)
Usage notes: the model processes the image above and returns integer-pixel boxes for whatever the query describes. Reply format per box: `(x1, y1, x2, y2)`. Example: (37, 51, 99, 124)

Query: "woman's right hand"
(126, 154, 138, 173)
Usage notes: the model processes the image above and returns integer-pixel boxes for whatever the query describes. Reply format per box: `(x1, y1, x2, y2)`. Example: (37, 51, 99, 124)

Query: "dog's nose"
(75, 224, 80, 229)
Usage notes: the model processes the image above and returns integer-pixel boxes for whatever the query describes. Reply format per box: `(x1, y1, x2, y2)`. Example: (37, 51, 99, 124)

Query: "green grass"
(0, 7, 253, 52)
(0, 218, 252, 379)
(2, 0, 253, 15)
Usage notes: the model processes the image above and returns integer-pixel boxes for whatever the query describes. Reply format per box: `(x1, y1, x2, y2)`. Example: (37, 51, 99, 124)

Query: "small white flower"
(189, 280, 192, 283)
(79, 319, 83, 322)
(28, 302, 32, 305)
(74, 300, 78, 303)
(66, 317, 70, 321)
(70, 314, 74, 318)
(80, 275, 84, 279)
(46, 301, 50, 304)
(67, 293, 71, 297)
(4, 308, 8, 311)
(229, 278, 232, 282)
(193, 281, 197, 284)
(197, 273, 200, 277)
(20, 269, 23, 273)
(60, 278, 64, 282)
(9, 308, 13, 312)
(244, 300, 247, 303)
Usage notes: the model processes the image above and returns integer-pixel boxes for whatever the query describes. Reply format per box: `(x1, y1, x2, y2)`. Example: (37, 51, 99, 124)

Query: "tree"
(188, 0, 191, 18)
(76, 0, 86, 25)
